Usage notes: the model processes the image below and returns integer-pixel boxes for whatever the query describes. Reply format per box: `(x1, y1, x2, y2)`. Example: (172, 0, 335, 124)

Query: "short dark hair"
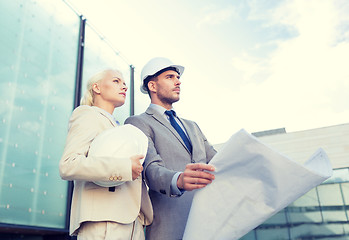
(143, 67, 179, 93)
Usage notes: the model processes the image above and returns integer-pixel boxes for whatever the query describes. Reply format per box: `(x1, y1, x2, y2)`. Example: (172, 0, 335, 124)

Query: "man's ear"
(148, 80, 157, 93)
(92, 83, 101, 94)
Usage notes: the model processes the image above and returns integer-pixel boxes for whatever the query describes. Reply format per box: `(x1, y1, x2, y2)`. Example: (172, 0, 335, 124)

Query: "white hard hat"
(140, 57, 185, 94)
(88, 124, 148, 187)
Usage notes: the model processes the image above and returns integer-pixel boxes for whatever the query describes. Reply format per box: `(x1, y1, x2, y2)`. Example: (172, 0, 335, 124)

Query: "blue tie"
(165, 110, 192, 153)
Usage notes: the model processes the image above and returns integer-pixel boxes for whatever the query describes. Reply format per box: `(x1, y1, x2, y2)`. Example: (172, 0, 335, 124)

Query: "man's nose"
(175, 78, 181, 85)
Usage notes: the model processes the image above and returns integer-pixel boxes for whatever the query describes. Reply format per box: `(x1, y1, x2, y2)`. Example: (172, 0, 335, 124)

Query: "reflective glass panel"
(317, 184, 346, 221)
(287, 188, 322, 223)
(262, 210, 287, 225)
(291, 223, 347, 239)
(256, 228, 289, 240)
(289, 188, 319, 207)
(288, 210, 322, 223)
(82, 23, 131, 124)
(324, 168, 349, 184)
(240, 230, 256, 240)
(0, 0, 79, 229)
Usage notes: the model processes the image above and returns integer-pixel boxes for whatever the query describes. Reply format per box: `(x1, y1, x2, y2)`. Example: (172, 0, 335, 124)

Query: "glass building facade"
(0, 1, 348, 239)
(241, 168, 349, 240)
(0, 0, 133, 238)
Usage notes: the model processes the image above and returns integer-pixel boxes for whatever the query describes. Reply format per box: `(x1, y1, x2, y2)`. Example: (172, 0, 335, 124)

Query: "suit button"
(109, 176, 114, 181)
(117, 176, 122, 181)
(113, 176, 118, 181)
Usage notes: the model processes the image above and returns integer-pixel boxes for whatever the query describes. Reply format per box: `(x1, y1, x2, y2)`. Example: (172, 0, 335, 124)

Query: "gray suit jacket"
(125, 106, 216, 240)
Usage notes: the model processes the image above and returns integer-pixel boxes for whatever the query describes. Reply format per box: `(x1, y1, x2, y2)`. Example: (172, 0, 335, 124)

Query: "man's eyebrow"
(165, 73, 178, 77)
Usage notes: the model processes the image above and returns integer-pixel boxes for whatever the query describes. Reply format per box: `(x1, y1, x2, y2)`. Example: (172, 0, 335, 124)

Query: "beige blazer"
(59, 105, 153, 236)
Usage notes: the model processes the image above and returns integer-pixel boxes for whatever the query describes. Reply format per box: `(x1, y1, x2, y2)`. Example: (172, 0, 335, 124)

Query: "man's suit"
(60, 105, 153, 236)
(125, 105, 216, 240)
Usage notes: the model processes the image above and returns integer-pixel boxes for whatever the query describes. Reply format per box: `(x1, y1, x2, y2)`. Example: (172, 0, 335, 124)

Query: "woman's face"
(95, 70, 128, 108)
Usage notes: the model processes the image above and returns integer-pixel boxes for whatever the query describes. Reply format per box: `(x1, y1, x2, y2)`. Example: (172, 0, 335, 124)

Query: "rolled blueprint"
(183, 129, 332, 240)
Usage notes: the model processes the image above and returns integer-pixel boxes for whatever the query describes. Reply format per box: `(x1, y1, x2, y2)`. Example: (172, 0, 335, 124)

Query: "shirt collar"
(149, 103, 177, 118)
(92, 106, 119, 125)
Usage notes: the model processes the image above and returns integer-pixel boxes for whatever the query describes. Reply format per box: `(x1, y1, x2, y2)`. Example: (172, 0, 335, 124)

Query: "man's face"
(151, 70, 181, 105)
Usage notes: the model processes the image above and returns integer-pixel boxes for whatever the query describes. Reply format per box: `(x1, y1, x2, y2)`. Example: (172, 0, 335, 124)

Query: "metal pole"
(73, 15, 86, 108)
(339, 183, 349, 221)
(130, 65, 135, 116)
(66, 15, 86, 232)
(315, 186, 324, 223)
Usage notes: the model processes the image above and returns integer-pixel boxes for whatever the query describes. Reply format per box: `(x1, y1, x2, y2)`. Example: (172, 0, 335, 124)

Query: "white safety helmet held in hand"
(140, 57, 185, 94)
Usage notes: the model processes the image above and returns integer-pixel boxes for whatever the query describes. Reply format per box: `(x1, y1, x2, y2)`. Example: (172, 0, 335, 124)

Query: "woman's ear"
(92, 83, 101, 94)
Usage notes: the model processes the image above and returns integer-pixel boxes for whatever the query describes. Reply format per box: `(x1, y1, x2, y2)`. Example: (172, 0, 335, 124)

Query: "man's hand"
(177, 163, 215, 191)
(130, 154, 144, 180)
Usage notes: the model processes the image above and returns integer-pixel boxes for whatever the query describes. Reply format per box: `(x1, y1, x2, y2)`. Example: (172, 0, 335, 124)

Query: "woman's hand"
(130, 154, 144, 180)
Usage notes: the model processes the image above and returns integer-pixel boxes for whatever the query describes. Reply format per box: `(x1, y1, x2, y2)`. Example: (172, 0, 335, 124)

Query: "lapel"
(146, 107, 191, 154)
(92, 106, 118, 127)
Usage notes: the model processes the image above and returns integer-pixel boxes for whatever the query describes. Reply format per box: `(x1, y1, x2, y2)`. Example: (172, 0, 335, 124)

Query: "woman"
(59, 69, 153, 239)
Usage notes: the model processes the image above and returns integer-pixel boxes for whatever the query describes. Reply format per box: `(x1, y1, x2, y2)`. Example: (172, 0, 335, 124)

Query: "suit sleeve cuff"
(170, 172, 185, 197)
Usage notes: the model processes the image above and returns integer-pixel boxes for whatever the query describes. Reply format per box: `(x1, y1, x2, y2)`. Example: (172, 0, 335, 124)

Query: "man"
(125, 57, 216, 240)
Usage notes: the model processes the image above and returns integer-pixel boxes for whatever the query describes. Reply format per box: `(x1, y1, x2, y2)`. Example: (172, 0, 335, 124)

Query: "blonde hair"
(80, 69, 123, 106)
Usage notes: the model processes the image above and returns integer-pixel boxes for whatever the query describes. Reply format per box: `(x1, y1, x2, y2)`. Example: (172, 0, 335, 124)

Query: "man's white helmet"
(140, 57, 185, 94)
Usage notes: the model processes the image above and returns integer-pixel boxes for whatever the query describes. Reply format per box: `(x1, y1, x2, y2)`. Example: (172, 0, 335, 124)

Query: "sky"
(66, 0, 349, 144)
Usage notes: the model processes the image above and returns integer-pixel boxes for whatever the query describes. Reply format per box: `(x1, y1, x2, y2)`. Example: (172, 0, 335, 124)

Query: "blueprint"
(183, 129, 333, 240)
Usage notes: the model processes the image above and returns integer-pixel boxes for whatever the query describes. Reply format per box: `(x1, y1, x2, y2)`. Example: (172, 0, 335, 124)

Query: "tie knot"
(165, 110, 176, 117)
